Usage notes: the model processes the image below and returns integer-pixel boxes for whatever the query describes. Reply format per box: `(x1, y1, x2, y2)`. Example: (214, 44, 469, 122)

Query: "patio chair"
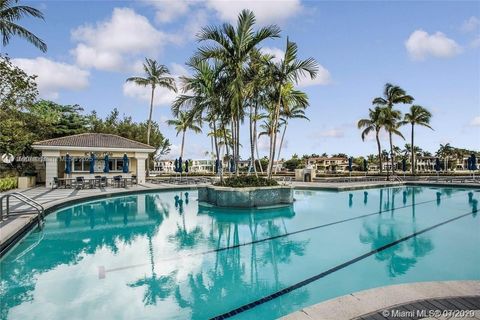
(52, 177, 60, 189)
(131, 175, 137, 185)
(93, 175, 102, 188)
(99, 176, 107, 188)
(113, 175, 125, 188)
(74, 176, 85, 189)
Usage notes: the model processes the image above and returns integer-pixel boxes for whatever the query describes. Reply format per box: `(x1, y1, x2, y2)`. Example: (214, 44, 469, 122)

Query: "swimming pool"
(1, 186, 479, 319)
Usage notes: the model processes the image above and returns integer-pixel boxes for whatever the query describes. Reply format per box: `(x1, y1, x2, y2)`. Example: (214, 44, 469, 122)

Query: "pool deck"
(281, 281, 480, 320)
(1, 179, 479, 257)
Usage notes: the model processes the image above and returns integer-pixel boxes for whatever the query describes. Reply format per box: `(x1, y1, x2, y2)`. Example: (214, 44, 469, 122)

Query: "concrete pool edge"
(280, 280, 480, 320)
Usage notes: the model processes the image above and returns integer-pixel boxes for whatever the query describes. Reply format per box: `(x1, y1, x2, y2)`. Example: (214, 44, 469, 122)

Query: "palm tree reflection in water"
(172, 204, 310, 319)
(360, 187, 434, 277)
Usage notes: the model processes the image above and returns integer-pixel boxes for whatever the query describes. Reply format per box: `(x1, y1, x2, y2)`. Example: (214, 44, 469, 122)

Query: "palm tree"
(126, 58, 177, 147)
(402, 105, 433, 174)
(357, 106, 385, 173)
(245, 49, 272, 175)
(381, 107, 405, 173)
(436, 143, 453, 171)
(172, 59, 226, 181)
(0, 0, 47, 52)
(258, 116, 281, 140)
(265, 38, 318, 178)
(196, 9, 280, 173)
(275, 92, 309, 173)
(167, 111, 202, 158)
(372, 83, 414, 173)
(154, 139, 171, 160)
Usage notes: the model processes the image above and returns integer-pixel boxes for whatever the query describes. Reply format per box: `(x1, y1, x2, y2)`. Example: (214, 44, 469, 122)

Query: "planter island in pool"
(198, 185, 294, 208)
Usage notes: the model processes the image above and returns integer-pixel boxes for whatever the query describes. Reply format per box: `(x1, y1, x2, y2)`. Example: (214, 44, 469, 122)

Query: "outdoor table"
(57, 178, 76, 188)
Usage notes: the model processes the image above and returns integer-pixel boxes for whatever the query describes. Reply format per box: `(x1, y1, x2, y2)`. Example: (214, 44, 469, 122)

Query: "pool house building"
(32, 133, 156, 187)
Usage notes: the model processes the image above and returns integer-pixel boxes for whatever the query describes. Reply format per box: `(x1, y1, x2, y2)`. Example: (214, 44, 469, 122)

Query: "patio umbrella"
(123, 154, 129, 173)
(178, 156, 183, 174)
(65, 154, 72, 175)
(230, 158, 235, 173)
(215, 159, 219, 174)
(348, 157, 353, 172)
(174, 158, 178, 172)
(402, 158, 407, 172)
(363, 159, 368, 172)
(467, 156, 472, 171)
(471, 154, 477, 170)
(185, 160, 189, 173)
(435, 157, 441, 172)
(103, 155, 110, 173)
(89, 153, 95, 174)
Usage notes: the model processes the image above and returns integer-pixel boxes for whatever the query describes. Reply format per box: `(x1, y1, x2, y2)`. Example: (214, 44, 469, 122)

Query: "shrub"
(0, 177, 18, 192)
(215, 175, 279, 188)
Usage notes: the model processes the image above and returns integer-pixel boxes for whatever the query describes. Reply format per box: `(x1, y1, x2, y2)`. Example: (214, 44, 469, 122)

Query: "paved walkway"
(281, 281, 480, 320)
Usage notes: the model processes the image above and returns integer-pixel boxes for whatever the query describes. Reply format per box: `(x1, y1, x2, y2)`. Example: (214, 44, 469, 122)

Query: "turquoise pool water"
(1, 186, 479, 319)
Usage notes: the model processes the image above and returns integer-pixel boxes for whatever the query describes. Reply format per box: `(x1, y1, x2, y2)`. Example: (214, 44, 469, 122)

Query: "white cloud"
(470, 35, 480, 48)
(260, 47, 284, 63)
(71, 8, 171, 71)
(123, 81, 178, 107)
(405, 29, 462, 60)
(461, 16, 480, 33)
(122, 62, 189, 107)
(298, 64, 331, 87)
(205, 0, 302, 24)
(470, 116, 480, 126)
(142, 0, 191, 23)
(12, 57, 89, 99)
(318, 128, 344, 138)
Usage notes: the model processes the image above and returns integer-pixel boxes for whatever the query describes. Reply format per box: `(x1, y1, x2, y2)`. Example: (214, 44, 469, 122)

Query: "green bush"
(0, 177, 18, 192)
(215, 175, 279, 188)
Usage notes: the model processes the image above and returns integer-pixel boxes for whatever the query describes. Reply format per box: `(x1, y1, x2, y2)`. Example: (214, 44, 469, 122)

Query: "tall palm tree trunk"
(275, 122, 288, 174)
(411, 123, 415, 175)
(235, 115, 240, 176)
(146, 85, 156, 176)
(180, 130, 186, 158)
(376, 130, 383, 173)
(147, 85, 155, 145)
(268, 94, 282, 178)
(248, 103, 257, 176)
(253, 103, 262, 174)
(389, 132, 395, 174)
(212, 120, 223, 183)
(223, 126, 230, 158)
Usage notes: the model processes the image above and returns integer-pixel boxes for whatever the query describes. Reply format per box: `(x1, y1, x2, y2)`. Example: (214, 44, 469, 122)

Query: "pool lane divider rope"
(102, 195, 465, 275)
(209, 210, 476, 320)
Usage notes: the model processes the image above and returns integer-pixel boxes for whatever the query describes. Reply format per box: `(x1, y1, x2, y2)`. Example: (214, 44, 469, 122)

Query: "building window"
(73, 159, 83, 171)
(116, 160, 124, 171)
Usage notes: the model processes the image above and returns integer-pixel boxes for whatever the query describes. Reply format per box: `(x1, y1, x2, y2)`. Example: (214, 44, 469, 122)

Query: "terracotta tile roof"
(33, 133, 155, 150)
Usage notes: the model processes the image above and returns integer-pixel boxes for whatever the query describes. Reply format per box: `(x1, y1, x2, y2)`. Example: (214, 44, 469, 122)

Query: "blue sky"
(3, 0, 480, 159)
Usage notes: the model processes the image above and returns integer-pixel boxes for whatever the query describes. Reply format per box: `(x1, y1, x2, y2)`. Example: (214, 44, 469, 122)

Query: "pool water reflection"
(0, 187, 479, 320)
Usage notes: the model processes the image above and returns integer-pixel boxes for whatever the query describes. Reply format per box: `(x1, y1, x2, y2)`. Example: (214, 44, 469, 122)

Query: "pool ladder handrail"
(0, 192, 45, 228)
(390, 175, 404, 183)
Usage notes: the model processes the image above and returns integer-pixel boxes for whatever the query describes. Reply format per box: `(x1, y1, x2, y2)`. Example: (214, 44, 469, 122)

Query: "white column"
(44, 156, 58, 187)
(135, 153, 148, 184)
